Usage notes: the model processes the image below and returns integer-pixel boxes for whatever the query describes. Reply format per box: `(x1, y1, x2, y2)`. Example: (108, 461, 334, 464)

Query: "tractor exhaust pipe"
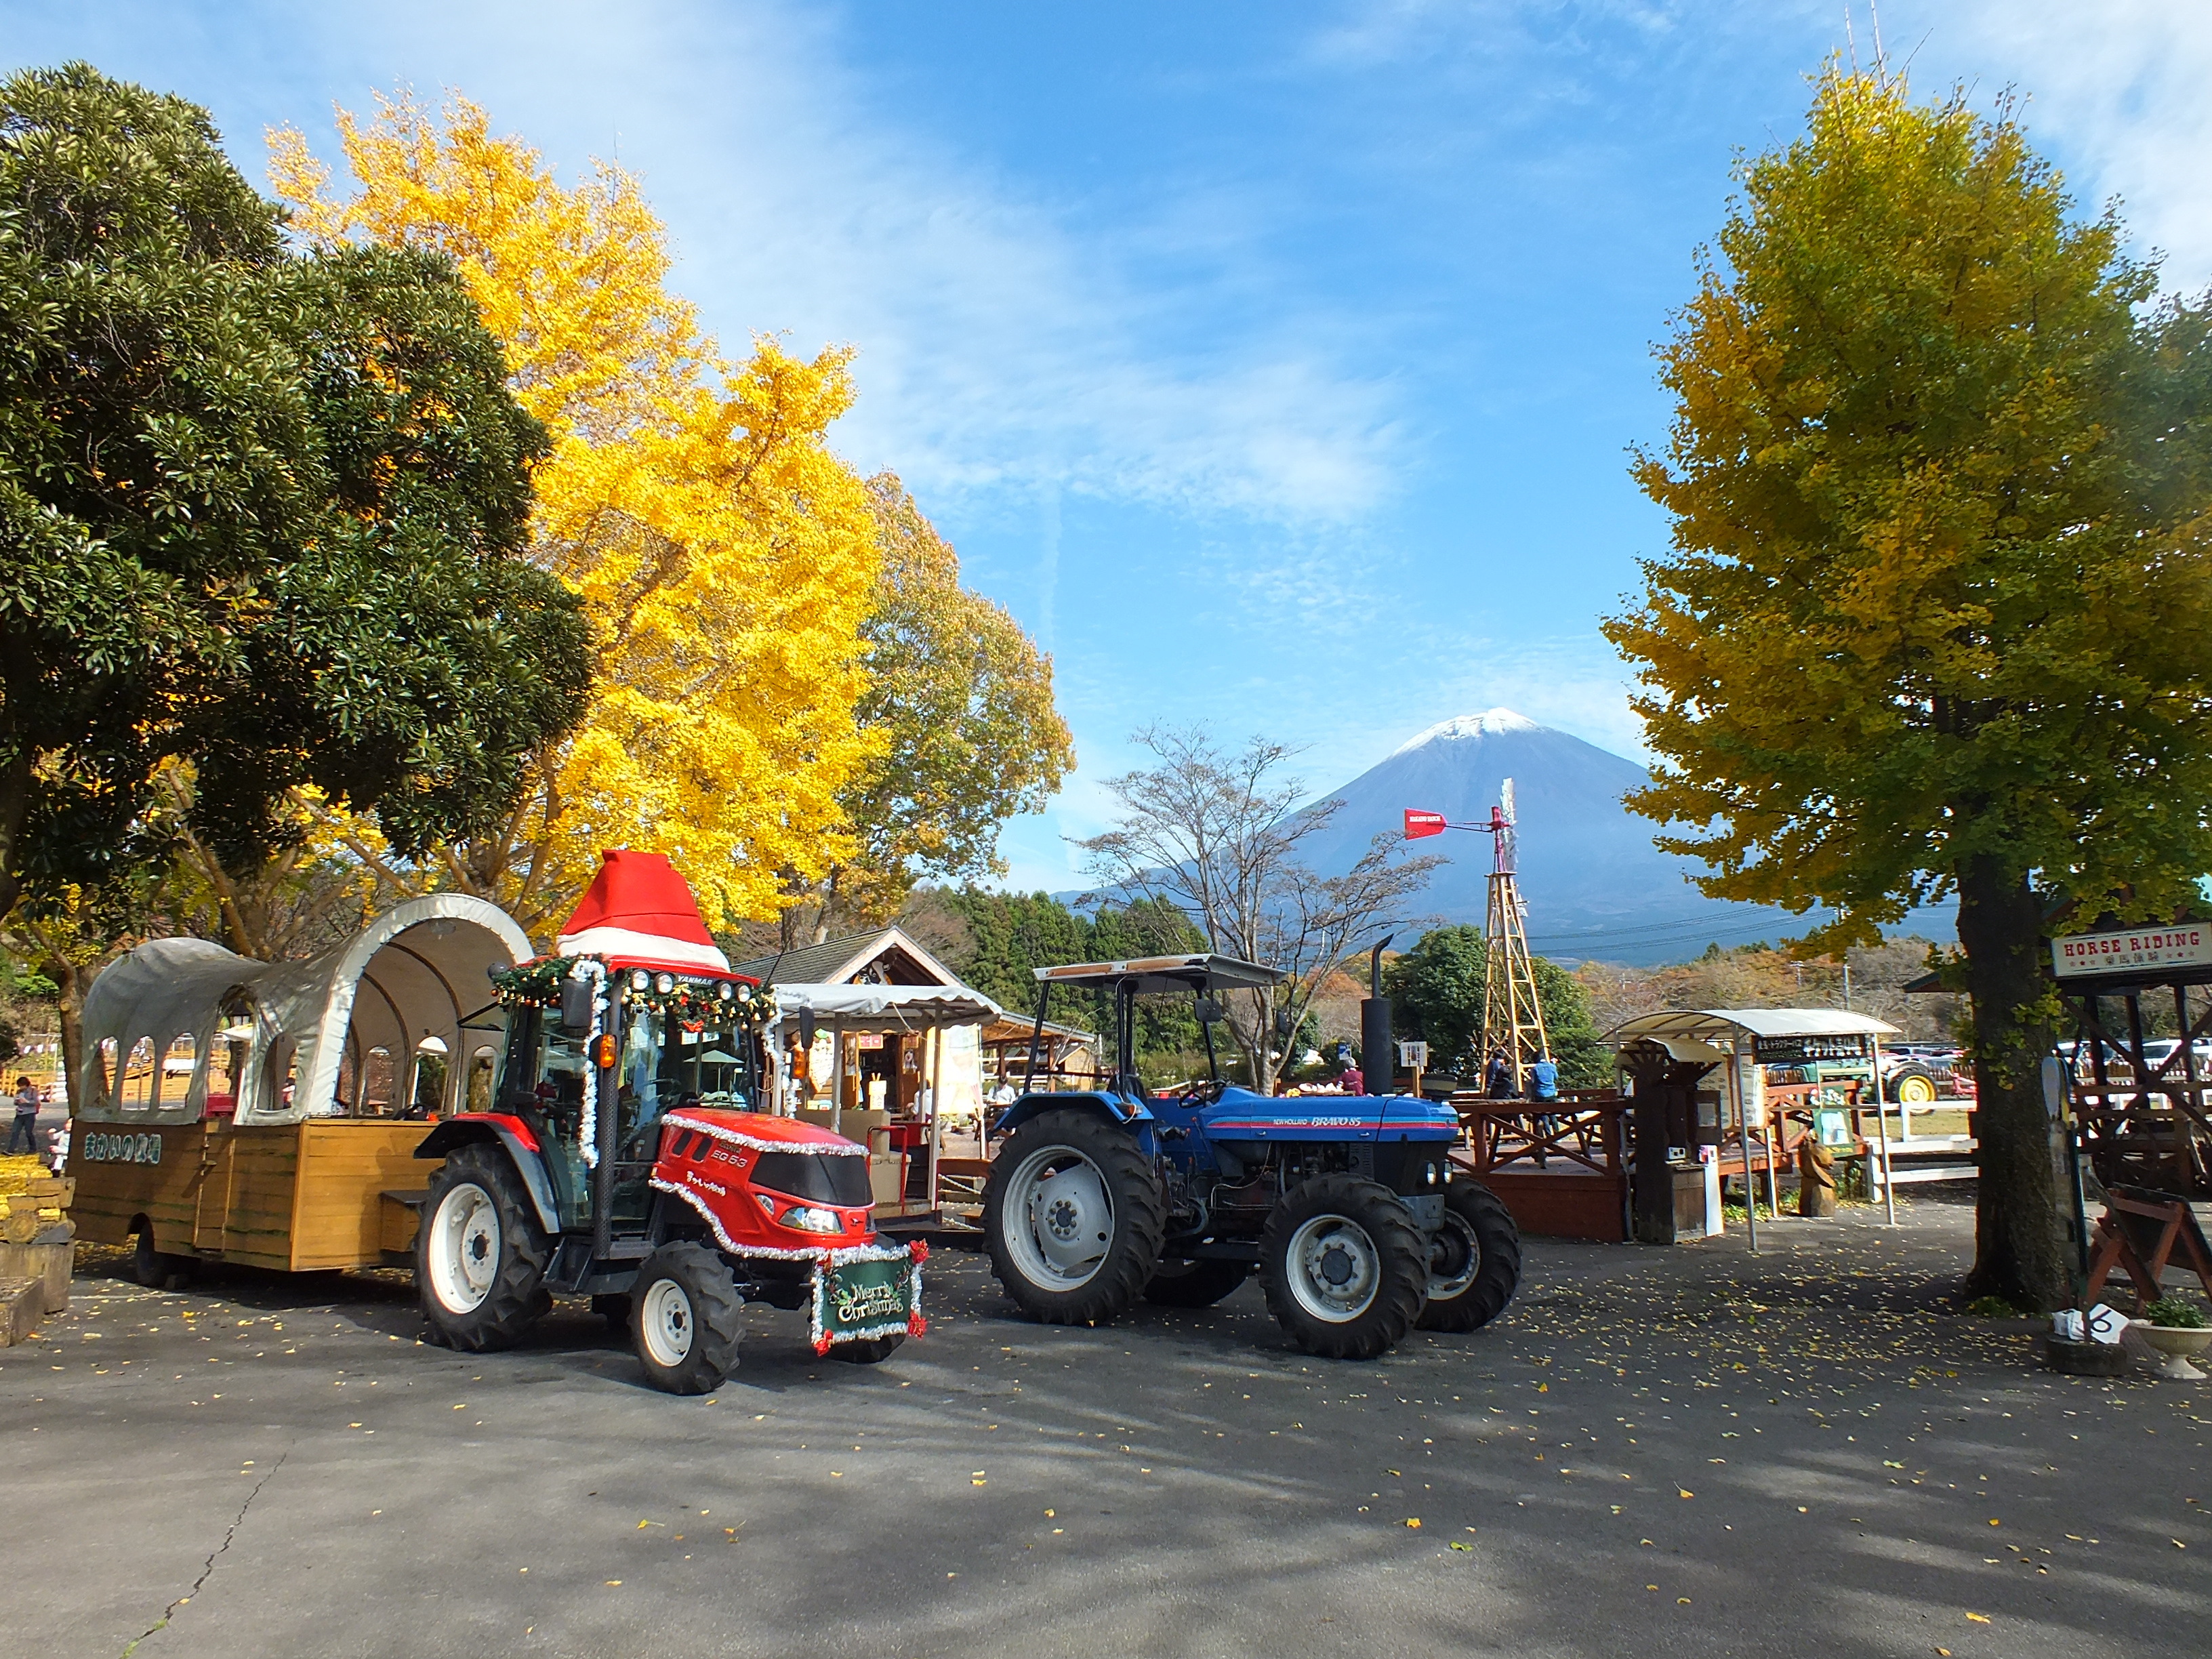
(1361, 936, 1394, 1097)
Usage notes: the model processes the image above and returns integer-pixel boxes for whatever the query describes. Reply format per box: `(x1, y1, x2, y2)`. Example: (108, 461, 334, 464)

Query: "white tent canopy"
(79, 895, 533, 1127)
(768, 983, 1005, 1033)
(1607, 1008, 1899, 1048)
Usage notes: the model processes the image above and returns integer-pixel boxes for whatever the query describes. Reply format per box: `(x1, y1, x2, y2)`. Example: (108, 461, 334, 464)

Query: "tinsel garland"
(491, 955, 766, 1027)
(663, 1110, 867, 1157)
(571, 959, 607, 1170)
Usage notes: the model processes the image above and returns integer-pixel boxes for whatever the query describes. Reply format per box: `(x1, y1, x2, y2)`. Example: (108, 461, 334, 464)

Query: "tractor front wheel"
(1259, 1175, 1427, 1361)
(415, 1145, 551, 1351)
(984, 1108, 1166, 1326)
(1415, 1180, 1523, 1332)
(1143, 1258, 1251, 1308)
(632, 1244, 743, 1394)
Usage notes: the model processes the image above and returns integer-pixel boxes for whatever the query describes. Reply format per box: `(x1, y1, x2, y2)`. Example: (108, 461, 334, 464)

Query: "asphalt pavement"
(3, 1193, 2207, 1659)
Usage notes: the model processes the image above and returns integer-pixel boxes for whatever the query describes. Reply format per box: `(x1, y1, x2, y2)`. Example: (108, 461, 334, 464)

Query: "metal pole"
(830, 1021, 844, 1137)
(926, 1025, 943, 1219)
(1737, 1036, 1758, 1253)
(1871, 1033, 1897, 1225)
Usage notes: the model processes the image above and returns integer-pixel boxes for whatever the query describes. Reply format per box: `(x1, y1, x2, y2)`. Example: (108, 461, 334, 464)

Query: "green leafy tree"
(0, 64, 586, 958)
(941, 888, 1208, 1069)
(1604, 68, 2212, 1308)
(1386, 924, 1610, 1087)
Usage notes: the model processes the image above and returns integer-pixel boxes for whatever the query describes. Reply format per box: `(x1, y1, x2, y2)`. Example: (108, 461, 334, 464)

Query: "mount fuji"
(1292, 710, 1945, 965)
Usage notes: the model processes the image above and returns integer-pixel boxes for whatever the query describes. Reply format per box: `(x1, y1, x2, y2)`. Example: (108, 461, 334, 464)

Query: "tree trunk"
(41, 956, 85, 1120)
(1954, 855, 2068, 1310)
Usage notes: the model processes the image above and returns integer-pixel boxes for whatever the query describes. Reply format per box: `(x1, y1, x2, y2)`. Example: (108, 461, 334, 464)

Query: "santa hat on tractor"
(556, 849, 733, 975)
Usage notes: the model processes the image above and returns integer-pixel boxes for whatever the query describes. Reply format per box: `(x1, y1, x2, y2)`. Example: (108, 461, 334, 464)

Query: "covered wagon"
(71, 895, 533, 1282)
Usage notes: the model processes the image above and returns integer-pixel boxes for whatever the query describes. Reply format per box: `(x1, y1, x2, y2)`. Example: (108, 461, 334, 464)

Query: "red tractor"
(408, 851, 923, 1393)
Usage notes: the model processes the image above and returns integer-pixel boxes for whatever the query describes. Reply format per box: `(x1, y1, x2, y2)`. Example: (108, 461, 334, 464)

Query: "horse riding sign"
(2052, 924, 2212, 979)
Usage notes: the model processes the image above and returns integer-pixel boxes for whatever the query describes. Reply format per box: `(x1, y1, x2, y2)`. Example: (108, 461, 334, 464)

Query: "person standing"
(7, 1075, 39, 1155)
(1484, 1049, 1514, 1099)
(1527, 1054, 1559, 1103)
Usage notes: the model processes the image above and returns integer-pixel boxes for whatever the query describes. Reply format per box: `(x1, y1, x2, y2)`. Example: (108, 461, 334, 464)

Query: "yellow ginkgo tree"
(268, 93, 880, 936)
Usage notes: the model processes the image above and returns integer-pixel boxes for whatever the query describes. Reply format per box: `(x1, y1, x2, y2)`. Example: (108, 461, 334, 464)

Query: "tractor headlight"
(1425, 1162, 1439, 1187)
(781, 1205, 842, 1235)
(630, 969, 650, 991)
(655, 972, 676, 994)
(735, 983, 752, 1002)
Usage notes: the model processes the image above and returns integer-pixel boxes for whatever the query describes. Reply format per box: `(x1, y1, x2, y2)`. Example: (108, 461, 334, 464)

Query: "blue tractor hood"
(1195, 1086, 1459, 1144)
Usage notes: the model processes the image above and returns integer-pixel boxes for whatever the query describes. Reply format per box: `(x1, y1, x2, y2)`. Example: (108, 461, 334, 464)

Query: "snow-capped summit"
(1293, 711, 1900, 962)
(1390, 708, 1540, 755)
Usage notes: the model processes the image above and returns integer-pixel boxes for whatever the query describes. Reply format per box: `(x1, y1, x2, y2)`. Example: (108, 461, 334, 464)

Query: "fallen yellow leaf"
(1965, 1614, 1990, 1624)
(1405, 1518, 1421, 1528)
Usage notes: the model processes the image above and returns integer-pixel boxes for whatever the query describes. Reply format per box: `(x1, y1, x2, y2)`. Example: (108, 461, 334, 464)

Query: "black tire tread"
(1143, 1258, 1251, 1308)
(1259, 1174, 1426, 1361)
(632, 1242, 743, 1394)
(983, 1109, 1167, 1326)
(828, 1332, 906, 1364)
(415, 1145, 552, 1353)
(1416, 1179, 1522, 1332)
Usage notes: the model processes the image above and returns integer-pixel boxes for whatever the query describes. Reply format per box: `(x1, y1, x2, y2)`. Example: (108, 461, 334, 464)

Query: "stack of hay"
(0, 1165, 74, 1346)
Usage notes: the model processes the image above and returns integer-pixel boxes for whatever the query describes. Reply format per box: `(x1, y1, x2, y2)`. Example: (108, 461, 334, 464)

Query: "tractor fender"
(991, 1090, 1153, 1139)
(413, 1114, 563, 1236)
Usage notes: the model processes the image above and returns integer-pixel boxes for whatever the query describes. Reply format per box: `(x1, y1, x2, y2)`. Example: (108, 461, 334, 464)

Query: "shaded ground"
(3, 1193, 2206, 1658)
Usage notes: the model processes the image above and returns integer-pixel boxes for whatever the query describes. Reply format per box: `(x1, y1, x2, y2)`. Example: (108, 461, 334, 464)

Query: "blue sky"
(8, 1, 2209, 893)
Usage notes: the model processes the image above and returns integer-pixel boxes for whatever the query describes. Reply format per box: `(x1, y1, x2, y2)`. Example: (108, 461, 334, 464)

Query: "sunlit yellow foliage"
(269, 94, 878, 934)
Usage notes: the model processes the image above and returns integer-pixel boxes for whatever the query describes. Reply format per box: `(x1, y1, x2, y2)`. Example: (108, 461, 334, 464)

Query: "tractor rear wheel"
(984, 1108, 1166, 1326)
(632, 1243, 743, 1394)
(1259, 1175, 1427, 1361)
(1143, 1258, 1251, 1308)
(415, 1145, 551, 1351)
(1415, 1180, 1522, 1332)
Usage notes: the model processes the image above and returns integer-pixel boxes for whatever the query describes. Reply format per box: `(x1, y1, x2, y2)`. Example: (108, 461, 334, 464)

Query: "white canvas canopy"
(769, 983, 1005, 1032)
(79, 895, 533, 1127)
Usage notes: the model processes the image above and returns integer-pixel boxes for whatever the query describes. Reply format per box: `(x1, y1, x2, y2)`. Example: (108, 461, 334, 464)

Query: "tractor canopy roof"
(1033, 953, 1282, 994)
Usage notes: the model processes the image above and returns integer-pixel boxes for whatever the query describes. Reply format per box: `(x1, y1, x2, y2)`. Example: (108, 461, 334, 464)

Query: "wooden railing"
(1448, 1091, 1628, 1177)
(2070, 1079, 2212, 1197)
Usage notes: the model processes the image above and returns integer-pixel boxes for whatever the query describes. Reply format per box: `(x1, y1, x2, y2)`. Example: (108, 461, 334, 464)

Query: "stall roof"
(771, 982, 1004, 1031)
(1034, 953, 1282, 993)
(1606, 1007, 1900, 1047)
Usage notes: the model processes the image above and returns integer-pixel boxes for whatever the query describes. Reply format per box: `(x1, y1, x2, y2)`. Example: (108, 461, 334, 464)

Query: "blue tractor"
(981, 954, 1522, 1360)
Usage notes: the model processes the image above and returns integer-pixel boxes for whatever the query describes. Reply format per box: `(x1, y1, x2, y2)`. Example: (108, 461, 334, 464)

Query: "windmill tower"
(1479, 778, 1550, 1090)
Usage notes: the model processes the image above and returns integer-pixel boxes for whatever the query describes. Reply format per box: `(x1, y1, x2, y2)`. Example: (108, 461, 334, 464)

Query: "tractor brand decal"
(2053, 924, 2212, 979)
(686, 1172, 728, 1197)
(81, 1130, 164, 1165)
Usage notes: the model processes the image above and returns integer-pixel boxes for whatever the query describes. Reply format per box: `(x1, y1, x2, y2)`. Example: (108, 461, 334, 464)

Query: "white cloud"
(1936, 1, 2212, 283)
(438, 0, 1410, 524)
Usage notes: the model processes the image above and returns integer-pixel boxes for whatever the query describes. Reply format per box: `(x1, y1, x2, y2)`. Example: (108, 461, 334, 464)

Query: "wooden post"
(1870, 1033, 1897, 1225)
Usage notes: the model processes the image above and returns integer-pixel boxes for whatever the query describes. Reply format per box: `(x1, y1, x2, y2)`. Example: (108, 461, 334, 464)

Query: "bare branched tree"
(1076, 725, 1440, 1090)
